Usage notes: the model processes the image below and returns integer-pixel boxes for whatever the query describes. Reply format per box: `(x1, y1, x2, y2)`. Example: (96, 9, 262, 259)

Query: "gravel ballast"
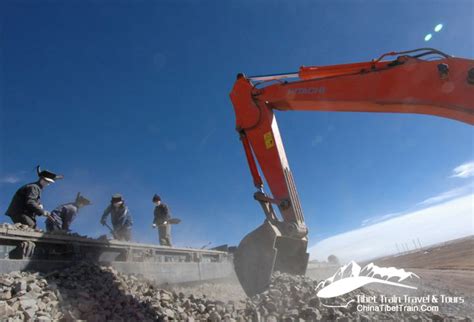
(0, 262, 471, 321)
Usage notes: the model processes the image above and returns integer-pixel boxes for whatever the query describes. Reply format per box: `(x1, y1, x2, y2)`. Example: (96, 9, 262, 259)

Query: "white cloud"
(0, 175, 21, 184)
(199, 128, 217, 146)
(361, 182, 474, 227)
(309, 195, 474, 263)
(417, 184, 473, 206)
(311, 135, 324, 147)
(361, 184, 473, 226)
(163, 139, 177, 151)
(451, 161, 474, 178)
(361, 212, 403, 227)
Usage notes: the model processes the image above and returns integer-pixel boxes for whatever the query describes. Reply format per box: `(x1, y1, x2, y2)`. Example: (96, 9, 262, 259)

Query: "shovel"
(167, 218, 181, 225)
(103, 222, 119, 239)
(154, 218, 181, 227)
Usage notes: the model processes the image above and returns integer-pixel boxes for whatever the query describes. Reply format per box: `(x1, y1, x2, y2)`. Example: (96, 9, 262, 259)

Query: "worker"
(45, 192, 92, 232)
(152, 194, 172, 246)
(100, 194, 133, 241)
(5, 166, 63, 229)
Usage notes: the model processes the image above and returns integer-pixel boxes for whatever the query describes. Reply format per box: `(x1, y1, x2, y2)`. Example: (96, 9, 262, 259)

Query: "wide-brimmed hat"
(36, 165, 64, 183)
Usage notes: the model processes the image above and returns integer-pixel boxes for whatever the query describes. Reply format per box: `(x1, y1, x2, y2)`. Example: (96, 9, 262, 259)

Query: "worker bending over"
(46, 192, 91, 232)
(5, 166, 63, 229)
(100, 194, 133, 241)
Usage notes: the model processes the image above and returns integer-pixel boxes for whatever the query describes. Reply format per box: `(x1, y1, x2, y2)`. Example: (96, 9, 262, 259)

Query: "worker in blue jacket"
(100, 194, 133, 241)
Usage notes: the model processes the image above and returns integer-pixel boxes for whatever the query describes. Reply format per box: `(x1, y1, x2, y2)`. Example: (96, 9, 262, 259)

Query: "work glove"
(152, 224, 157, 228)
(43, 210, 51, 217)
(163, 221, 167, 225)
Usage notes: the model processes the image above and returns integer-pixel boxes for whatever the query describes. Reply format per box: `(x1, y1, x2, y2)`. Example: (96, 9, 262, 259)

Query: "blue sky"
(0, 1, 472, 250)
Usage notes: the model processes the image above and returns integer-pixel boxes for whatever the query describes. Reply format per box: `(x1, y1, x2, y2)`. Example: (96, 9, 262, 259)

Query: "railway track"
(0, 224, 234, 285)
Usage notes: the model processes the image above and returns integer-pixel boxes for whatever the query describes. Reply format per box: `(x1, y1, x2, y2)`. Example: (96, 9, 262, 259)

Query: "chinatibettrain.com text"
(356, 294, 464, 312)
(357, 304, 439, 312)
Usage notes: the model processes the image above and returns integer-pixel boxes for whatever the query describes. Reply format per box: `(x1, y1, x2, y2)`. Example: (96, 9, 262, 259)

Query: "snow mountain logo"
(316, 261, 420, 299)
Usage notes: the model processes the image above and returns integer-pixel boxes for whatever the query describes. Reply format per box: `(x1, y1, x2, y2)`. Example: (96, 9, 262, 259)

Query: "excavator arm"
(229, 48, 474, 296)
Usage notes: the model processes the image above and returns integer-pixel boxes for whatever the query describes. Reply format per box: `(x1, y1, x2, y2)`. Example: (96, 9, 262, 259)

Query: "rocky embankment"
(0, 263, 471, 321)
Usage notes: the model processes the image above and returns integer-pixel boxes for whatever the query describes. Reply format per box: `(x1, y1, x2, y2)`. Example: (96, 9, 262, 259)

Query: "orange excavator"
(229, 48, 474, 296)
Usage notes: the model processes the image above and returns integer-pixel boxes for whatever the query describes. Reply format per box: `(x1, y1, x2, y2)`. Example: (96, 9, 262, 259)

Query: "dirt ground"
(171, 236, 474, 317)
(368, 236, 474, 317)
(372, 236, 474, 270)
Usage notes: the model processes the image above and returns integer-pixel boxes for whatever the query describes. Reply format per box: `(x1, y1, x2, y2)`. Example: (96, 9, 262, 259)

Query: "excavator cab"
(234, 219, 309, 296)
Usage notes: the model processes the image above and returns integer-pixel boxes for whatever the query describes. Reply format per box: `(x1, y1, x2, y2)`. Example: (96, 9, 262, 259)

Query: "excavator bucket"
(233, 220, 309, 297)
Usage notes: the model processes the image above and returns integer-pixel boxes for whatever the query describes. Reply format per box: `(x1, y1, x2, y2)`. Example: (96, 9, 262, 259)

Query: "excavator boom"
(229, 49, 474, 296)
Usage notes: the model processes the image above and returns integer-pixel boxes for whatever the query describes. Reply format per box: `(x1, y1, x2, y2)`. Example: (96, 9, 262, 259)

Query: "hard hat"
(111, 193, 124, 203)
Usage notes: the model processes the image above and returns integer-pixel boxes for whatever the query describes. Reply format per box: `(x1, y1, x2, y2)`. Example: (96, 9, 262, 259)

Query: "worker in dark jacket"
(5, 166, 63, 228)
(100, 194, 133, 241)
(45, 193, 91, 232)
(152, 194, 172, 246)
